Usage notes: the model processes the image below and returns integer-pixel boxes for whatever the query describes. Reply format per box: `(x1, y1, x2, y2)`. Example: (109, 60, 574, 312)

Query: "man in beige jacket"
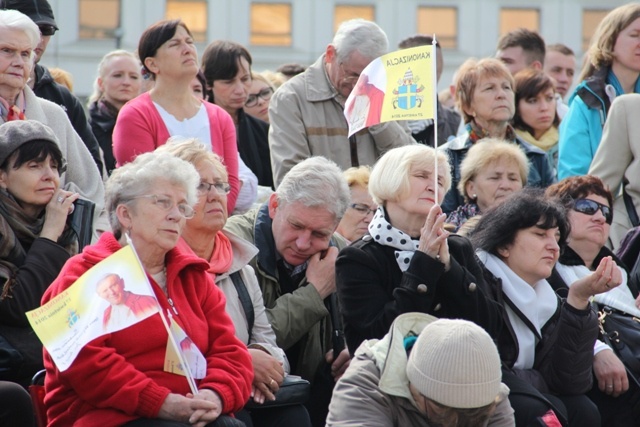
(268, 19, 415, 188)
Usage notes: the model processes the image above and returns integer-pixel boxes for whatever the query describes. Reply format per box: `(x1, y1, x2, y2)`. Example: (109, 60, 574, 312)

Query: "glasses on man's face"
(350, 203, 376, 216)
(339, 62, 360, 85)
(245, 87, 274, 108)
(572, 198, 612, 224)
(38, 25, 57, 36)
(197, 181, 231, 196)
(133, 194, 195, 219)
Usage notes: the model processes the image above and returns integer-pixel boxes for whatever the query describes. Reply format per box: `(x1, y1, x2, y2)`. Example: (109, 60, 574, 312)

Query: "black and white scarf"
(368, 207, 419, 272)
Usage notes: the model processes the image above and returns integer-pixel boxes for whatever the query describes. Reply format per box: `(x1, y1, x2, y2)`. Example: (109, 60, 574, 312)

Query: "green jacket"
(225, 203, 347, 383)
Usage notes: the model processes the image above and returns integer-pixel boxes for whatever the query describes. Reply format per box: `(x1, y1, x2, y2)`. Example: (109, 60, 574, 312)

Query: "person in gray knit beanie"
(407, 318, 502, 408)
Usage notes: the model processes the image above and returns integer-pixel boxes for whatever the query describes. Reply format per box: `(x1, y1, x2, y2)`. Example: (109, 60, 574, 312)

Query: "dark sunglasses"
(573, 198, 612, 224)
(38, 25, 57, 36)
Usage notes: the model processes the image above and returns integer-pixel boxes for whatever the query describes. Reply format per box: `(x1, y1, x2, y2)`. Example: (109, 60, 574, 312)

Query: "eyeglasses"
(350, 203, 376, 216)
(339, 62, 361, 84)
(573, 198, 612, 224)
(132, 194, 195, 219)
(245, 87, 274, 107)
(197, 181, 231, 195)
(38, 25, 57, 36)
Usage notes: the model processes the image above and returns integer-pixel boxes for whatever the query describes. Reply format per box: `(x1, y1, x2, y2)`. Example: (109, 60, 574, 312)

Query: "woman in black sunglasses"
(546, 175, 640, 427)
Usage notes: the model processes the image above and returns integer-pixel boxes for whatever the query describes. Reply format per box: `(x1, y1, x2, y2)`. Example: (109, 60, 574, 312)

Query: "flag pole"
(125, 234, 199, 395)
(432, 34, 439, 204)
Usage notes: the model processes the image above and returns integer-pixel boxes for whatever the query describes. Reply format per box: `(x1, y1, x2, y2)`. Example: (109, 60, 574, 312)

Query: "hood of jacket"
(216, 230, 259, 281)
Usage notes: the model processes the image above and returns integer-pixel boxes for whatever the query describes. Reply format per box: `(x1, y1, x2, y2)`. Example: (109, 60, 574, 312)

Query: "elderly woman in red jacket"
(42, 151, 252, 427)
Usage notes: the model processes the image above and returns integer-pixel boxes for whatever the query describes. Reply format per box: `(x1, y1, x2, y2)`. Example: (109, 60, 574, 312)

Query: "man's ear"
(530, 61, 543, 71)
(325, 44, 337, 64)
(268, 193, 279, 220)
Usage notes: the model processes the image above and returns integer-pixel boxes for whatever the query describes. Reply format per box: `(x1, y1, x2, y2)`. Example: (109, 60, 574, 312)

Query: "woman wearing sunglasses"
(546, 175, 639, 427)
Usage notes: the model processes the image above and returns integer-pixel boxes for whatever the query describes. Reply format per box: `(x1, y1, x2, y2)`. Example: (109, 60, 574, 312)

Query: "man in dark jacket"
(6, 0, 105, 176)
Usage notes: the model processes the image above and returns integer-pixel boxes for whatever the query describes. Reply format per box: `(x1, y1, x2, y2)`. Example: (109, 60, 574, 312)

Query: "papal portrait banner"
(345, 44, 435, 137)
(26, 245, 158, 371)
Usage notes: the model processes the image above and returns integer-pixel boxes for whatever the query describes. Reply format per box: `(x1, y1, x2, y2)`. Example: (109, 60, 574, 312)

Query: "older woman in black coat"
(335, 144, 500, 355)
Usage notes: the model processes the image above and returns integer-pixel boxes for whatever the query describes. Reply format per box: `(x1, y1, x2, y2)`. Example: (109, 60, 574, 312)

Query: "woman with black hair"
(112, 19, 240, 212)
(0, 120, 78, 387)
(472, 189, 618, 426)
(201, 40, 273, 189)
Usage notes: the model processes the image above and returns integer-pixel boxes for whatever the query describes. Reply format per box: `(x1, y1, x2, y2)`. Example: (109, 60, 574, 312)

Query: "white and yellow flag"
(345, 44, 435, 137)
(27, 246, 159, 371)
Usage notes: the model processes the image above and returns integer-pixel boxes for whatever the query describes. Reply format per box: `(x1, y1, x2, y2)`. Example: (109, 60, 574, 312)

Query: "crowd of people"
(1, 0, 640, 426)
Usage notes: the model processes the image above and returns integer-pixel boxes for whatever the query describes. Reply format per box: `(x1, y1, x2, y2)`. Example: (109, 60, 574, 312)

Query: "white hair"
(0, 9, 39, 60)
(332, 19, 388, 63)
(277, 156, 350, 221)
(105, 151, 200, 238)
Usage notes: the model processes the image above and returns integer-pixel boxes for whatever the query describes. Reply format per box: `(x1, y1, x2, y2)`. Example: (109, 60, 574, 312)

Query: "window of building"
(250, 3, 292, 46)
(166, 0, 207, 42)
(499, 8, 540, 36)
(416, 7, 457, 49)
(79, 0, 120, 39)
(334, 5, 375, 33)
(582, 9, 610, 52)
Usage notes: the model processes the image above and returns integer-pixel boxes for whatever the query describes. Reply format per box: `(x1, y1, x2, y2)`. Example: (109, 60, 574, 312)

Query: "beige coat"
(268, 54, 415, 187)
(326, 312, 515, 427)
(589, 94, 640, 250)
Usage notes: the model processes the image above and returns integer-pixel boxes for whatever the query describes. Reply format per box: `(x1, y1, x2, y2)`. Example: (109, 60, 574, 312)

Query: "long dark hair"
(137, 19, 192, 79)
(512, 69, 560, 136)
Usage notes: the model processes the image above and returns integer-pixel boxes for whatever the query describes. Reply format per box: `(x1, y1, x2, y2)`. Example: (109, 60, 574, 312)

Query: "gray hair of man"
(276, 156, 351, 222)
(105, 151, 200, 239)
(0, 9, 40, 54)
(332, 19, 388, 64)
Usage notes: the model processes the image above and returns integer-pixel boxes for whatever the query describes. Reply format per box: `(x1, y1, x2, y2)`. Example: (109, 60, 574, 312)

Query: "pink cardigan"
(112, 93, 239, 211)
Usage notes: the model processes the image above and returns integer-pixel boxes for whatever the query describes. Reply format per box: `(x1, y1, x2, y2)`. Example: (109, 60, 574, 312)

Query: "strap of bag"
(230, 271, 254, 336)
(623, 179, 639, 227)
(349, 135, 359, 167)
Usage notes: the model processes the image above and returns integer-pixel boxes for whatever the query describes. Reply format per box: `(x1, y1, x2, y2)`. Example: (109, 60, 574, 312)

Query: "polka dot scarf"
(368, 207, 419, 272)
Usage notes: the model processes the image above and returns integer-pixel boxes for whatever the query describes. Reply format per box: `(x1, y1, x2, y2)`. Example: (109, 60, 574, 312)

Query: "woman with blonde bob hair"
(447, 138, 529, 232)
(440, 58, 554, 215)
(336, 166, 377, 243)
(336, 145, 501, 355)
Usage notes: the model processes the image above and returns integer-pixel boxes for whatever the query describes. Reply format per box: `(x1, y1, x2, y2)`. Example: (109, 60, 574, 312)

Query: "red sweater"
(112, 93, 240, 212)
(42, 233, 253, 427)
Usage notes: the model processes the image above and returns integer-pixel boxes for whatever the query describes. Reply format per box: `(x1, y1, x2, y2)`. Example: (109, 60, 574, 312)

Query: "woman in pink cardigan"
(113, 19, 239, 211)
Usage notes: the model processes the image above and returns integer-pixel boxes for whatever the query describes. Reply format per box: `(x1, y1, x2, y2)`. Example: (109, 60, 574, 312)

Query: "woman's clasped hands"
(417, 205, 451, 270)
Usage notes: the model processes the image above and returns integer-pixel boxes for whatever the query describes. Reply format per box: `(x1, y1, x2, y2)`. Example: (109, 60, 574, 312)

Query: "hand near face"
(567, 256, 622, 309)
(306, 246, 339, 299)
(249, 348, 284, 404)
(41, 190, 80, 242)
(594, 349, 629, 398)
(417, 205, 450, 270)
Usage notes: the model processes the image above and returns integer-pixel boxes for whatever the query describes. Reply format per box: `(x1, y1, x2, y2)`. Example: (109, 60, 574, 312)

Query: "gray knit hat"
(0, 120, 60, 166)
(406, 318, 502, 409)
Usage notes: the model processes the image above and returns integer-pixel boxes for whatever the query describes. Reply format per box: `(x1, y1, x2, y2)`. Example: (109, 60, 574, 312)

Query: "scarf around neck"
(515, 126, 559, 152)
(477, 250, 558, 369)
(0, 91, 26, 122)
(207, 231, 234, 278)
(466, 121, 517, 144)
(0, 189, 77, 299)
(368, 207, 420, 272)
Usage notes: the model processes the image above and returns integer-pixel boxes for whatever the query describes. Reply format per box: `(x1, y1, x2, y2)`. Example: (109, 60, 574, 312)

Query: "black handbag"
(598, 305, 640, 382)
(244, 375, 311, 409)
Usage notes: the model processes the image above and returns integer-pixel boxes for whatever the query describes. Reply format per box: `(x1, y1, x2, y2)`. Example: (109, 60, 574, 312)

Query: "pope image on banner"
(345, 44, 435, 137)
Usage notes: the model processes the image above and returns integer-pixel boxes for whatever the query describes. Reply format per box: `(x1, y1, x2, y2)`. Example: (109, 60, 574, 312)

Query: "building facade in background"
(45, 0, 625, 99)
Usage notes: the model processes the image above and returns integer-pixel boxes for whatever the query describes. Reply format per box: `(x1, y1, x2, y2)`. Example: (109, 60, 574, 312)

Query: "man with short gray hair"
(225, 156, 351, 426)
(269, 19, 415, 188)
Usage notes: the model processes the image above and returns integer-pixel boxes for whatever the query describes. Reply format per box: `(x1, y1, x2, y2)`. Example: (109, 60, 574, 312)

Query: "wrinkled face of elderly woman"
(465, 159, 523, 212)
(0, 27, 33, 99)
(124, 179, 193, 254)
(568, 193, 611, 249)
(466, 75, 515, 128)
(186, 159, 229, 235)
(390, 164, 447, 218)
